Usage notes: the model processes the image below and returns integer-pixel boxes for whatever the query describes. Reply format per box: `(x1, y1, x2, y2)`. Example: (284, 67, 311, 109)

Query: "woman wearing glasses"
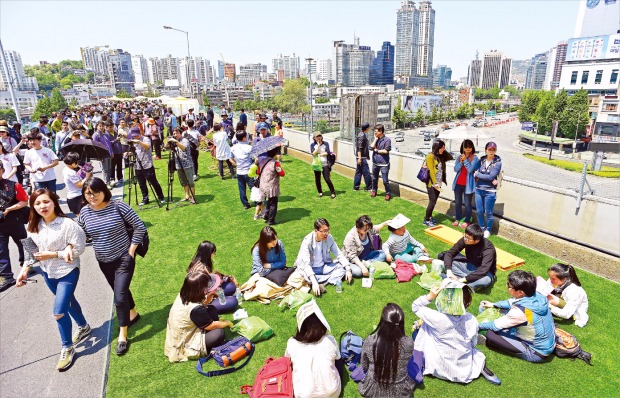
(77, 177, 146, 355)
(474, 142, 502, 238)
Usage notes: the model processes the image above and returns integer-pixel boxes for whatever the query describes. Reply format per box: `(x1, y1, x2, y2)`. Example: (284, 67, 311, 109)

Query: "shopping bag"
(231, 316, 274, 343)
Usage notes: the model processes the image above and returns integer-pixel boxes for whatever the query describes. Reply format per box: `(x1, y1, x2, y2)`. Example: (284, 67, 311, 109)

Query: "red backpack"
(240, 356, 293, 398)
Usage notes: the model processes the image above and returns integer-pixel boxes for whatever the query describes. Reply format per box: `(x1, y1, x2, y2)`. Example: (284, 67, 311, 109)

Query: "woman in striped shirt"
(77, 177, 146, 356)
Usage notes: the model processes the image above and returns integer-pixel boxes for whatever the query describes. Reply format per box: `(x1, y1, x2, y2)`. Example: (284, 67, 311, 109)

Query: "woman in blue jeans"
(452, 139, 479, 229)
(17, 188, 89, 371)
(474, 142, 502, 238)
(186, 240, 238, 313)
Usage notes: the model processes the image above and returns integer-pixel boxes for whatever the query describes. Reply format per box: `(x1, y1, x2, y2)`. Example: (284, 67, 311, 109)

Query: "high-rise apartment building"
(217, 60, 225, 81)
(224, 63, 236, 82)
(317, 59, 332, 81)
(131, 55, 149, 90)
(470, 50, 512, 89)
(525, 52, 548, 90)
(272, 54, 300, 81)
(332, 39, 374, 86)
(369, 42, 395, 86)
(394, 0, 419, 79)
(238, 63, 268, 86)
(107, 49, 134, 94)
(0, 49, 38, 91)
(543, 42, 568, 90)
(80, 46, 111, 77)
(432, 65, 452, 88)
(417, 1, 435, 77)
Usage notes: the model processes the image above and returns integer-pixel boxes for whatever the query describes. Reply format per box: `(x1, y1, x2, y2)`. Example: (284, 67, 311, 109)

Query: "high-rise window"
(570, 71, 578, 84)
(595, 70, 603, 84)
(611, 69, 618, 84)
(581, 71, 589, 84)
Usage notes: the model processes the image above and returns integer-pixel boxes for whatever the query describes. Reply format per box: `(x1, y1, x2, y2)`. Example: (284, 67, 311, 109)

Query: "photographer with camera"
(167, 128, 196, 204)
(129, 126, 166, 206)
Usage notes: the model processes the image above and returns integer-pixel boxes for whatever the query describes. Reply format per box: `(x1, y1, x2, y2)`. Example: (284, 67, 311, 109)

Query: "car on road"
(491, 117, 500, 121)
(423, 132, 431, 141)
(395, 132, 405, 142)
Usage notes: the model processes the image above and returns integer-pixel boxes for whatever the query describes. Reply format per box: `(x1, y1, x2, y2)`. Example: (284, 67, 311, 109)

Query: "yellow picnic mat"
(424, 225, 525, 271)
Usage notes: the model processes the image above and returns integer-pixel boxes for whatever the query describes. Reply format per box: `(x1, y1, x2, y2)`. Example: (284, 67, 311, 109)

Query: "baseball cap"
(313, 131, 322, 138)
(257, 122, 269, 130)
(485, 141, 497, 149)
(148, 118, 156, 125)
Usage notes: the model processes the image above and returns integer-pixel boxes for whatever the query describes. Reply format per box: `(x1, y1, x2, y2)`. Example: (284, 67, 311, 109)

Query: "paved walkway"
(0, 162, 120, 398)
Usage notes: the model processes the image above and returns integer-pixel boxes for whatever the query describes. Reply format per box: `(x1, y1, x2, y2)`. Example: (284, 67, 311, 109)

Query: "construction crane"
(219, 52, 230, 108)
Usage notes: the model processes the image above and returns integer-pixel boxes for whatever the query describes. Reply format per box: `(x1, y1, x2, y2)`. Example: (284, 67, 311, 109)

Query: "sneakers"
(370, 191, 376, 198)
(452, 220, 460, 226)
(385, 194, 391, 201)
(331, 193, 336, 199)
(480, 365, 501, 385)
(193, 175, 199, 181)
(423, 219, 436, 227)
(56, 346, 75, 371)
(138, 200, 149, 206)
(483, 230, 491, 238)
(0, 277, 16, 292)
(158, 197, 167, 204)
(72, 324, 92, 345)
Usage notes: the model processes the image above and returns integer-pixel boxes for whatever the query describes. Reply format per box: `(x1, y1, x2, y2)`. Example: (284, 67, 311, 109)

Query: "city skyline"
(1, 1, 579, 78)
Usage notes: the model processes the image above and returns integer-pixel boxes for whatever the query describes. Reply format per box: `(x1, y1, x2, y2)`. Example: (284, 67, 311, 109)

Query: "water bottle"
(478, 303, 485, 314)
(369, 264, 376, 280)
(235, 288, 243, 305)
(335, 280, 343, 293)
(217, 288, 227, 305)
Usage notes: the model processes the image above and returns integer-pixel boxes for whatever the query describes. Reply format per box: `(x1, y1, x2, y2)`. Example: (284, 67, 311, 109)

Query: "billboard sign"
(521, 122, 535, 131)
(402, 95, 442, 115)
(566, 34, 620, 61)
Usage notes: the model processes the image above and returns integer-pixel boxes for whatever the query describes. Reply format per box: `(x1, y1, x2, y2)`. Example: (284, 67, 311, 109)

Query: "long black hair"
(251, 226, 281, 264)
(187, 241, 216, 274)
(372, 303, 405, 387)
(549, 263, 582, 287)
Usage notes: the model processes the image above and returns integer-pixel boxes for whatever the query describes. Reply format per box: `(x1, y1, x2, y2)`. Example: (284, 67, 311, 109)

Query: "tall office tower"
(417, 1, 435, 77)
(332, 38, 374, 86)
(317, 59, 332, 81)
(238, 63, 268, 86)
(131, 55, 149, 90)
(217, 60, 225, 81)
(525, 53, 548, 90)
(432, 65, 452, 88)
(107, 49, 134, 94)
(394, 0, 419, 79)
(468, 54, 482, 87)
(545, 41, 568, 90)
(0, 49, 38, 91)
(80, 46, 110, 76)
(272, 54, 300, 80)
(474, 50, 512, 89)
(500, 57, 512, 88)
(574, 0, 620, 37)
(369, 41, 395, 86)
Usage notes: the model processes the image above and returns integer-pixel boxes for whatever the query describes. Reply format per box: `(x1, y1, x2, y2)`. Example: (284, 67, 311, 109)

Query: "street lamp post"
(163, 26, 193, 99)
(305, 57, 314, 140)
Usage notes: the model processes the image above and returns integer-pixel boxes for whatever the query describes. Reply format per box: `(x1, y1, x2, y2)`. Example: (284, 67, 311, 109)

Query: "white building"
(0, 50, 38, 91)
(317, 59, 332, 81)
(272, 54, 300, 81)
(574, 0, 620, 38)
(417, 1, 435, 77)
(80, 46, 110, 76)
(131, 55, 149, 90)
(472, 50, 512, 89)
(0, 90, 38, 110)
(332, 38, 374, 87)
(238, 63, 268, 86)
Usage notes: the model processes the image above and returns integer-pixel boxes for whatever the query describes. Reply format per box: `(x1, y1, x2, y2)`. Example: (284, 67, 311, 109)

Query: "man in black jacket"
(443, 224, 497, 291)
(353, 122, 372, 191)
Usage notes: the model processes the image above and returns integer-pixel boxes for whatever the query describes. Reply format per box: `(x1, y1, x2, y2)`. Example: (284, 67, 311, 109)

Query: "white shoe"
(483, 230, 491, 238)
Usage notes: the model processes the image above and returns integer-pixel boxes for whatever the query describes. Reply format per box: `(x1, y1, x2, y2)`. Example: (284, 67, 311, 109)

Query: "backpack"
(196, 336, 255, 377)
(240, 356, 293, 398)
(554, 327, 592, 365)
(340, 330, 363, 367)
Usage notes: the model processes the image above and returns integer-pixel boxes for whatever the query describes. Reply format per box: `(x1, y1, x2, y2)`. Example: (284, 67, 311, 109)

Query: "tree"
(203, 94, 211, 106)
(32, 96, 52, 120)
(315, 97, 330, 104)
(116, 89, 133, 98)
(533, 90, 556, 134)
(414, 107, 425, 124)
(518, 90, 541, 122)
(392, 97, 407, 128)
(429, 106, 439, 123)
(558, 89, 589, 139)
(316, 119, 329, 134)
(50, 88, 68, 112)
(274, 78, 309, 114)
(0, 109, 17, 121)
(69, 98, 78, 108)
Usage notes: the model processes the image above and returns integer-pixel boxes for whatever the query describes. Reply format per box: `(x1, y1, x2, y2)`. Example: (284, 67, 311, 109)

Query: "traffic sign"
(521, 122, 534, 131)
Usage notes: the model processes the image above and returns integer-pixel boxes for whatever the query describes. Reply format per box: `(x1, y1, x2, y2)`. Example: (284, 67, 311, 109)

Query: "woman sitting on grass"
(164, 272, 233, 362)
(547, 263, 589, 327)
(285, 300, 341, 398)
(250, 226, 288, 278)
(358, 303, 415, 398)
(186, 241, 238, 313)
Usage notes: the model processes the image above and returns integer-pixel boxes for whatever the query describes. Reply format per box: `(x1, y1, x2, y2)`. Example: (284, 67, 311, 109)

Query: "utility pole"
(305, 57, 314, 140)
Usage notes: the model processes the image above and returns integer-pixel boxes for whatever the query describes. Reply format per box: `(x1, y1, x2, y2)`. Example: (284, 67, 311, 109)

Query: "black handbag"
(113, 201, 149, 257)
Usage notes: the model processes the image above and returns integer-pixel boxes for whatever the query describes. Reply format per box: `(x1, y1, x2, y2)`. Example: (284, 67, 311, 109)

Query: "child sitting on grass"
(382, 214, 429, 265)
(547, 263, 589, 327)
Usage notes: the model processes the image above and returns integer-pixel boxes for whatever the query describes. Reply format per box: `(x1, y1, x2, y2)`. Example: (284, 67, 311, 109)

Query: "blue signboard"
(521, 122, 535, 131)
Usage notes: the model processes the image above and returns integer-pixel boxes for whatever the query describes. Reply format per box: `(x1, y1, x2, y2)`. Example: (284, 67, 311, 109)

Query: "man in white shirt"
(229, 131, 254, 209)
(23, 131, 59, 194)
(212, 123, 236, 180)
(55, 120, 71, 157)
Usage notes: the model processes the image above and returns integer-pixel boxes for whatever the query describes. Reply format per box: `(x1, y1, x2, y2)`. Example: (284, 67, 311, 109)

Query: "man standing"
(239, 108, 248, 130)
(185, 120, 201, 180)
(230, 131, 254, 209)
(23, 130, 59, 193)
(54, 120, 71, 157)
(353, 122, 372, 191)
(294, 218, 352, 296)
(186, 108, 197, 123)
(130, 126, 166, 206)
(370, 124, 392, 201)
(206, 105, 214, 130)
(36, 115, 52, 148)
(168, 128, 196, 204)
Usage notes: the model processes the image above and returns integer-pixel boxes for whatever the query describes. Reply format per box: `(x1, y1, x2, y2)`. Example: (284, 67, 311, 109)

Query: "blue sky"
(1, 0, 579, 78)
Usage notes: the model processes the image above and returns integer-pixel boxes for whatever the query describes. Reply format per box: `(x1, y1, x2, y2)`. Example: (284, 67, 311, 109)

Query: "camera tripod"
(125, 149, 163, 210)
(166, 143, 196, 210)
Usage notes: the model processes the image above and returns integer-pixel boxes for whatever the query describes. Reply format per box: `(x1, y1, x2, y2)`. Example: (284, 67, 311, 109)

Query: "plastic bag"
(417, 272, 442, 290)
(476, 308, 504, 324)
(279, 290, 313, 313)
(248, 163, 258, 178)
(311, 156, 323, 171)
(231, 316, 274, 343)
(250, 187, 263, 202)
(431, 259, 445, 274)
(435, 287, 466, 315)
(373, 262, 396, 279)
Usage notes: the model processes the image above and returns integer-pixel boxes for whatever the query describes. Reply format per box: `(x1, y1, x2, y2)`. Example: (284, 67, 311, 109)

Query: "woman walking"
(17, 189, 90, 371)
(452, 139, 479, 228)
(77, 177, 145, 355)
(311, 132, 336, 199)
(424, 140, 453, 227)
(259, 147, 284, 225)
(474, 142, 502, 238)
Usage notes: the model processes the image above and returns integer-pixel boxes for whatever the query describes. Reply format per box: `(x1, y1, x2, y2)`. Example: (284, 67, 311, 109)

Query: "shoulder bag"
(113, 201, 149, 257)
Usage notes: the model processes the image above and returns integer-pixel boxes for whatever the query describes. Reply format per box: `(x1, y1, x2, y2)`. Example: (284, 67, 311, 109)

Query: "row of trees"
(31, 88, 71, 120)
(225, 78, 311, 115)
(474, 85, 520, 100)
(24, 60, 94, 92)
(518, 89, 589, 139)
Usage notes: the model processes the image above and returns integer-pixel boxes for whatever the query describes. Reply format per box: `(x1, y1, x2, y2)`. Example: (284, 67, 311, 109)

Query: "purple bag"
(350, 364, 366, 383)
(407, 350, 424, 384)
(195, 336, 254, 377)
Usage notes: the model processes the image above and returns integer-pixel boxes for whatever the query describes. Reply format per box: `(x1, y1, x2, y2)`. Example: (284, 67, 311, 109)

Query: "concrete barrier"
(284, 128, 620, 259)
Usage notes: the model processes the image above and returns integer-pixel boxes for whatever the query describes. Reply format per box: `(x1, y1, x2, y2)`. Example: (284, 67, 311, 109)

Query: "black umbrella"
(250, 136, 285, 156)
(62, 139, 111, 159)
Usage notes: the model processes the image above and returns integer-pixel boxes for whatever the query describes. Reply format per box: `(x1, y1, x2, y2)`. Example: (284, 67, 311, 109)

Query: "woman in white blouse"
(547, 263, 589, 327)
(16, 188, 89, 372)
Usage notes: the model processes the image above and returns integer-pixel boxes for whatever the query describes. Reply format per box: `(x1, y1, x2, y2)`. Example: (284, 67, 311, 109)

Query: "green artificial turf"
(106, 151, 620, 398)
